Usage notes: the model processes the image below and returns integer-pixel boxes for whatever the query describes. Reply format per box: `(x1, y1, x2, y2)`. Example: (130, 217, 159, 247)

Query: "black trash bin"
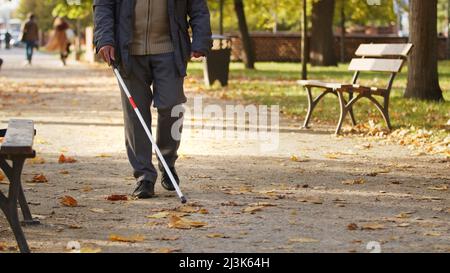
(203, 35, 231, 87)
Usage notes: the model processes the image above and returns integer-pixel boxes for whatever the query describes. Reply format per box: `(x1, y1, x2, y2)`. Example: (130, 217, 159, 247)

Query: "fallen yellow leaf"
(96, 154, 112, 158)
(151, 247, 181, 253)
(342, 178, 366, 185)
(289, 237, 319, 243)
(325, 153, 340, 159)
(28, 157, 45, 165)
(424, 232, 441, 237)
(427, 185, 448, 191)
(361, 223, 385, 230)
(80, 247, 102, 253)
(207, 233, 229, 239)
(177, 206, 201, 213)
(242, 206, 265, 214)
(147, 212, 171, 219)
(109, 234, 145, 243)
(168, 215, 207, 229)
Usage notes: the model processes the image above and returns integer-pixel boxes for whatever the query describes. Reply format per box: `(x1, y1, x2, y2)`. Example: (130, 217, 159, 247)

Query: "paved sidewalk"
(0, 48, 449, 253)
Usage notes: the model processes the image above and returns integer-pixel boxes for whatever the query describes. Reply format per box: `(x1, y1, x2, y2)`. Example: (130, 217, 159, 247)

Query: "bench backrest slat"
(0, 120, 35, 156)
(348, 58, 404, 73)
(355, 43, 413, 58)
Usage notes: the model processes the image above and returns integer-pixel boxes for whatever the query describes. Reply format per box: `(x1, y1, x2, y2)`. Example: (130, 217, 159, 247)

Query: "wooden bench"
(299, 43, 413, 134)
(0, 119, 39, 253)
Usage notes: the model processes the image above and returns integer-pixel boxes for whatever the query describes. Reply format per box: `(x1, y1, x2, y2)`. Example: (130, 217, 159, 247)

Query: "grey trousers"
(119, 52, 186, 183)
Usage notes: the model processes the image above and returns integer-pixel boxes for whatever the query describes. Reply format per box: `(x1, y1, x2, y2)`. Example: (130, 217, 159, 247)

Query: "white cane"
(112, 63, 187, 204)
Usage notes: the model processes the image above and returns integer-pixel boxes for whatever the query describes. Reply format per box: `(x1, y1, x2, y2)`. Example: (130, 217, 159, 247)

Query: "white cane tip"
(181, 196, 187, 204)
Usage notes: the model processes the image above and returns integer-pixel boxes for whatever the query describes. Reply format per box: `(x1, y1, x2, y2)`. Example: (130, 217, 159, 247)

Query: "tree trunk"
(219, 0, 224, 35)
(301, 0, 308, 80)
(405, 0, 444, 101)
(447, 0, 450, 59)
(310, 0, 337, 66)
(234, 0, 255, 69)
(340, 3, 346, 63)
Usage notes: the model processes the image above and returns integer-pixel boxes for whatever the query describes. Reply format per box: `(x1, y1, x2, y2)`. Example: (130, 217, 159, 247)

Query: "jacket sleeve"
(187, 0, 213, 55)
(93, 0, 116, 53)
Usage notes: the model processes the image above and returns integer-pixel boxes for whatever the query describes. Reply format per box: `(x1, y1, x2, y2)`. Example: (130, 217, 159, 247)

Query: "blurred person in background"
(46, 17, 71, 66)
(20, 13, 39, 65)
(4, 32, 12, 49)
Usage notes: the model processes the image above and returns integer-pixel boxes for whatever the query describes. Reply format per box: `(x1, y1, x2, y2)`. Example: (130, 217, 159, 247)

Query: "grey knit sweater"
(131, 0, 174, 55)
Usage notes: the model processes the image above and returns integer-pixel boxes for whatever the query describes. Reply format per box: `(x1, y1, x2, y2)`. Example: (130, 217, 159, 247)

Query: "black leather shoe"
(132, 180, 155, 199)
(161, 167, 180, 192)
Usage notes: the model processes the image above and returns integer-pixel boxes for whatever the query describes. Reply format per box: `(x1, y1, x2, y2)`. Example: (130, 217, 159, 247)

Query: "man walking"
(93, 0, 212, 198)
(21, 13, 39, 65)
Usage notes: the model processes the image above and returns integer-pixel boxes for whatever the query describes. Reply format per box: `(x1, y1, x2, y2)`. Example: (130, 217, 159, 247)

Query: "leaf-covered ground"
(0, 49, 449, 253)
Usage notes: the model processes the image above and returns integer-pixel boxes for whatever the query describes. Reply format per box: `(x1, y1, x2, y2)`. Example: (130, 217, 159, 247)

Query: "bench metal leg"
(19, 183, 39, 225)
(366, 95, 392, 131)
(348, 93, 357, 126)
(303, 87, 337, 129)
(336, 92, 364, 135)
(0, 158, 31, 253)
(336, 92, 392, 135)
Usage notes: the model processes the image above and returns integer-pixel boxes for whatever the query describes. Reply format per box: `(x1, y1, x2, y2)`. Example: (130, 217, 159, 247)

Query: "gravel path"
(0, 49, 449, 253)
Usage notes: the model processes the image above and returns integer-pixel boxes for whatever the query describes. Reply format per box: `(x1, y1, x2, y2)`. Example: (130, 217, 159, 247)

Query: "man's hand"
(191, 51, 205, 59)
(99, 45, 115, 65)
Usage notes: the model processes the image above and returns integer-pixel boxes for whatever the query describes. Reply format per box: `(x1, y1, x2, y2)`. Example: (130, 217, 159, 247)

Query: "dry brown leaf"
(30, 174, 48, 183)
(59, 170, 70, 175)
(60, 196, 78, 207)
(207, 233, 229, 238)
(198, 208, 209, 214)
(106, 195, 128, 201)
(248, 202, 277, 207)
(427, 185, 448, 191)
(396, 213, 412, 219)
(297, 197, 323, 205)
(289, 237, 319, 243)
(82, 186, 93, 192)
(220, 201, 243, 206)
(177, 206, 201, 213)
(58, 154, 77, 164)
(347, 223, 359, 230)
(242, 206, 265, 214)
(168, 215, 207, 229)
(109, 234, 145, 243)
(361, 223, 385, 230)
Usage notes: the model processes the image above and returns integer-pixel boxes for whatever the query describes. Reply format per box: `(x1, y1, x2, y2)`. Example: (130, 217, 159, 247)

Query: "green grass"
(187, 61, 450, 131)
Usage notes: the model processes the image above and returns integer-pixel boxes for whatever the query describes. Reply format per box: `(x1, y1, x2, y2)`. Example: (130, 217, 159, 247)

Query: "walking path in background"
(0, 48, 449, 253)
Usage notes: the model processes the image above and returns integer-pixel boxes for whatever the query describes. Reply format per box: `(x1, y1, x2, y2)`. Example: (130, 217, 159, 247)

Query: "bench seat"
(0, 119, 38, 253)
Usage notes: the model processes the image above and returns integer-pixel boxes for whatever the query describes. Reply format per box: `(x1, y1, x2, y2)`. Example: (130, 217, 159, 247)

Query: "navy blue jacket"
(93, 0, 212, 76)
